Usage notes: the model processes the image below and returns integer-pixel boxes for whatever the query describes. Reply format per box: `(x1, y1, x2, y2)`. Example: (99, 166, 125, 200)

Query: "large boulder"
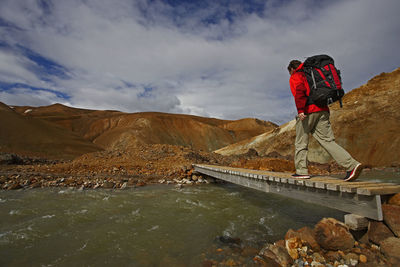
(368, 221, 395, 245)
(314, 218, 355, 251)
(382, 204, 400, 237)
(380, 237, 400, 260)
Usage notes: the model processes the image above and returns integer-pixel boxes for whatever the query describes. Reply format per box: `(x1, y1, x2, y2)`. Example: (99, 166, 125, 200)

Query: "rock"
(175, 184, 183, 189)
(253, 255, 280, 267)
(382, 204, 400, 237)
(368, 220, 394, 245)
(7, 183, 22, 190)
(30, 182, 41, 188)
(0, 153, 24, 165)
(312, 252, 325, 263)
(285, 227, 320, 251)
(380, 237, 400, 260)
(136, 181, 146, 187)
(324, 251, 342, 262)
(343, 253, 358, 266)
(388, 193, 400, 206)
(241, 247, 260, 257)
(314, 218, 355, 251)
(191, 175, 198, 181)
(120, 182, 127, 189)
(260, 243, 293, 267)
(218, 235, 241, 245)
(285, 237, 302, 260)
(102, 181, 114, 189)
(359, 254, 367, 263)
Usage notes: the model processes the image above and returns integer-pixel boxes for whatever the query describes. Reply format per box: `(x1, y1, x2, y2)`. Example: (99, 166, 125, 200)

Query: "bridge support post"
(344, 214, 369, 230)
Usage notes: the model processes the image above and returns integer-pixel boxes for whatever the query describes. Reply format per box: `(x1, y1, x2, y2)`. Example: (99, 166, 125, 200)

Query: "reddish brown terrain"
(1, 101, 278, 189)
(216, 67, 400, 168)
(12, 104, 277, 153)
(1, 67, 399, 190)
(0, 102, 101, 160)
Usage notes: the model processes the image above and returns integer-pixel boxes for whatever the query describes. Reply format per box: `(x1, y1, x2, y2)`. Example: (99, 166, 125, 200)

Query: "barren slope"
(0, 103, 102, 159)
(13, 104, 277, 152)
(216, 67, 400, 167)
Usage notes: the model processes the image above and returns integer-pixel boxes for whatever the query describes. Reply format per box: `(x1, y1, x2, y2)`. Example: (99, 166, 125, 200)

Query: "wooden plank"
(305, 180, 317, 187)
(340, 182, 390, 193)
(357, 185, 400, 196)
(296, 180, 306, 186)
(326, 181, 380, 192)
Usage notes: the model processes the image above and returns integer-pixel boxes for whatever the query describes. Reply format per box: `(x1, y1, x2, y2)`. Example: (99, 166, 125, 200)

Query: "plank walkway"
(193, 164, 400, 221)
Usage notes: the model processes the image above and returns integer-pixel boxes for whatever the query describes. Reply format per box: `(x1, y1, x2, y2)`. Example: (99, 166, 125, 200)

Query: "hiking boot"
(344, 163, 364, 182)
(292, 173, 311, 179)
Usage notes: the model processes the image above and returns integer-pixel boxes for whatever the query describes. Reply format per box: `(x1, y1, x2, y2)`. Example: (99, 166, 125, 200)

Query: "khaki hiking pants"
(295, 111, 359, 175)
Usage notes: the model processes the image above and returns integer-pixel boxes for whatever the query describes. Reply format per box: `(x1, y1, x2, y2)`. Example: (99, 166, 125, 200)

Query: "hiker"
(287, 59, 363, 181)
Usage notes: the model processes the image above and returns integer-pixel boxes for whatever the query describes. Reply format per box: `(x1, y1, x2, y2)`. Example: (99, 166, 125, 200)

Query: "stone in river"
(102, 181, 115, 189)
(314, 218, 355, 251)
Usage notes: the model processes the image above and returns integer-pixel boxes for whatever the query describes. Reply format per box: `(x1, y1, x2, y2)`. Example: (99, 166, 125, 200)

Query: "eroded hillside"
(12, 104, 277, 153)
(0, 103, 102, 160)
(216, 67, 400, 167)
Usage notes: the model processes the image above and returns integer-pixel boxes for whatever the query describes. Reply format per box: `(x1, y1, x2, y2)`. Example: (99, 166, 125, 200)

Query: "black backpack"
(302, 55, 345, 107)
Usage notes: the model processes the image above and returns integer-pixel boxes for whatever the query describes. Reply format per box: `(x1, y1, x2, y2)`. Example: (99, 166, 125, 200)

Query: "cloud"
(0, 0, 399, 124)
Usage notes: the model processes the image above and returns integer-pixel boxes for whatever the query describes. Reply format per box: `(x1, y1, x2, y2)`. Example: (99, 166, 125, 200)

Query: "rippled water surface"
(0, 181, 378, 266)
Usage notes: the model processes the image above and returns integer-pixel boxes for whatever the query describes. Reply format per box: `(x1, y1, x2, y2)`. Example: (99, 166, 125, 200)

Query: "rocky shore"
(252, 193, 400, 267)
(0, 144, 345, 191)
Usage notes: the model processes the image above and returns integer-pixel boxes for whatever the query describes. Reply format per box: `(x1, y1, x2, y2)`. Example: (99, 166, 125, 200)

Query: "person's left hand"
(298, 112, 307, 121)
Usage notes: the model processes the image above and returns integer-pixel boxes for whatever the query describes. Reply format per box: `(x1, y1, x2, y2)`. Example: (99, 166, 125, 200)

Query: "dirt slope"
(216, 67, 400, 167)
(0, 103, 102, 160)
(13, 104, 277, 152)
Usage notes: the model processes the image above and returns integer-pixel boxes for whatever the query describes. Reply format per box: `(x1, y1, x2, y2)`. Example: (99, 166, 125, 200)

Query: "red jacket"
(289, 63, 329, 114)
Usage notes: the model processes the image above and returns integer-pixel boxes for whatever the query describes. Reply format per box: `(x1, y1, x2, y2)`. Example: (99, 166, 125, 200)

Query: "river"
(1, 169, 399, 266)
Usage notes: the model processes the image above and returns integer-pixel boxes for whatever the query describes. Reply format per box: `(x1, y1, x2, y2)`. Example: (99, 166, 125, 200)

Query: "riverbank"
(254, 193, 400, 267)
(2, 146, 400, 266)
(0, 143, 346, 191)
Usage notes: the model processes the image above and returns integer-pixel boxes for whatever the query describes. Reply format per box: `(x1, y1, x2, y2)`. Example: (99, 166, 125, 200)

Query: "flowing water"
(0, 170, 398, 266)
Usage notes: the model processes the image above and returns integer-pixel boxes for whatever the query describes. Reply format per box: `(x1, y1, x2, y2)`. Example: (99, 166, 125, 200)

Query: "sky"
(0, 0, 399, 124)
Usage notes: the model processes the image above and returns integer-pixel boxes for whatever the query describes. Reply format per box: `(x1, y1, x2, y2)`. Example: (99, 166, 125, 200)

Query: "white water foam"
(147, 225, 159, 231)
(42, 215, 56, 219)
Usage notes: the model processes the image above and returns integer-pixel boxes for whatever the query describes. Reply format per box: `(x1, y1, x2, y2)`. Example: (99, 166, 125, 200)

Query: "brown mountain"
(10, 103, 277, 155)
(216, 67, 400, 167)
(0, 102, 102, 159)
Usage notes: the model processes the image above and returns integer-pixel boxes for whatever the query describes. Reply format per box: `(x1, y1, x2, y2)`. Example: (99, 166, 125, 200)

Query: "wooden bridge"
(193, 164, 400, 221)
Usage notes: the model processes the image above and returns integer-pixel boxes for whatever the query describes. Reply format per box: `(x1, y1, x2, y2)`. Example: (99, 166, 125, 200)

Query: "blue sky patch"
(0, 82, 70, 100)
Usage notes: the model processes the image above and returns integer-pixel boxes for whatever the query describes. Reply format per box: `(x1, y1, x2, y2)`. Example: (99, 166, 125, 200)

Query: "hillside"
(216, 67, 400, 167)
(12, 104, 277, 152)
(0, 103, 102, 160)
